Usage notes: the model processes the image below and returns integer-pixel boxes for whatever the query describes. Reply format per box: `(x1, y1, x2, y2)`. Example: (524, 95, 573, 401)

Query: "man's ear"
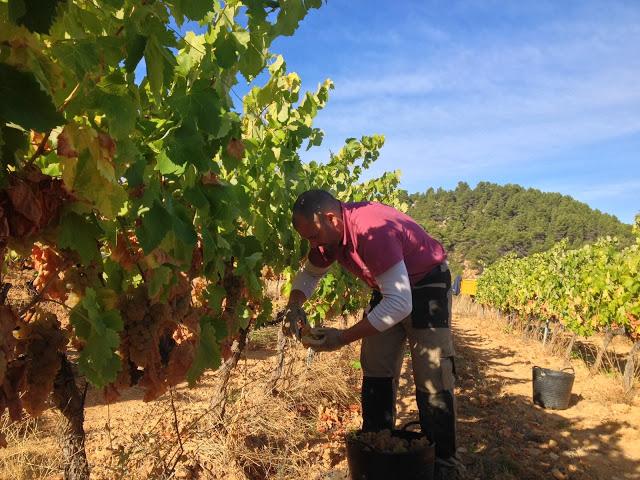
(327, 212, 340, 227)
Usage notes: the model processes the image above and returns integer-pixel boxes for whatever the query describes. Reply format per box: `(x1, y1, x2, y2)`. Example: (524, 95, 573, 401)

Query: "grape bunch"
(121, 289, 172, 367)
(31, 244, 68, 301)
(300, 323, 323, 344)
(105, 275, 233, 402)
(110, 288, 192, 401)
(16, 310, 67, 416)
(165, 340, 196, 386)
(0, 357, 26, 447)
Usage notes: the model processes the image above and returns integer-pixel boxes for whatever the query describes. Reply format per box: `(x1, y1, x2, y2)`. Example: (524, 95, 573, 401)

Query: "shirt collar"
(340, 202, 348, 246)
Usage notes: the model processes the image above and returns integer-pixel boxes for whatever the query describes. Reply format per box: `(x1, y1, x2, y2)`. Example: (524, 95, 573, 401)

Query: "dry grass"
(188, 328, 361, 480)
(0, 325, 358, 480)
(0, 413, 63, 479)
(78, 323, 361, 480)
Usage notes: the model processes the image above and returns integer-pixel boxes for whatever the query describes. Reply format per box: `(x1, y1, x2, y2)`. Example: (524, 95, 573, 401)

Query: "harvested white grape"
(351, 429, 429, 453)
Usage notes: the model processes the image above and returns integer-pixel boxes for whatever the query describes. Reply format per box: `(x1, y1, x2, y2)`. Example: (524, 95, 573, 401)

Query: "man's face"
(294, 211, 342, 251)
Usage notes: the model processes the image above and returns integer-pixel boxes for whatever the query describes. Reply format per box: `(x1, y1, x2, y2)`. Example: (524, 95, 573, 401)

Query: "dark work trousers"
(360, 262, 457, 460)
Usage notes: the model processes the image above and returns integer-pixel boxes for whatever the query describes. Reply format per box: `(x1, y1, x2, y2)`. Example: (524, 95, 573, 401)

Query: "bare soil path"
(392, 302, 640, 480)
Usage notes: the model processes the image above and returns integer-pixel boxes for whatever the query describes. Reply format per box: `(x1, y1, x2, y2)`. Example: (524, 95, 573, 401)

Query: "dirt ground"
(1, 295, 639, 480)
(404, 300, 640, 480)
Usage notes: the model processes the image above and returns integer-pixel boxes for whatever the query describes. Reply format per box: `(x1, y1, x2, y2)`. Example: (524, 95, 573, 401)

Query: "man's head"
(292, 190, 343, 250)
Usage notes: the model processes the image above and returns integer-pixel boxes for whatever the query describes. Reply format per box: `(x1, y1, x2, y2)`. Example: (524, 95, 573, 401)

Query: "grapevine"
(0, 5, 405, 477)
(476, 223, 640, 341)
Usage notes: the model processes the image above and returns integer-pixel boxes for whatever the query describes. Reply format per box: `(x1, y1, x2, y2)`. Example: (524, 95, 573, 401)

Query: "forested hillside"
(406, 182, 634, 273)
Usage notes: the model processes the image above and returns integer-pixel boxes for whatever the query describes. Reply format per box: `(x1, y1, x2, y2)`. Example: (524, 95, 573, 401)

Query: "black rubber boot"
(361, 376, 395, 432)
(434, 456, 465, 480)
(416, 389, 456, 459)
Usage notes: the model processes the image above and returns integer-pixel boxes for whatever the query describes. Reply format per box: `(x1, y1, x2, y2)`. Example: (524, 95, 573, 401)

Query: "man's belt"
(370, 261, 450, 307)
(412, 261, 450, 290)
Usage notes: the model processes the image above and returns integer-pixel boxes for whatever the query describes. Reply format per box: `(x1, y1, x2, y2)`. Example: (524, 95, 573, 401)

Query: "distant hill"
(405, 181, 635, 275)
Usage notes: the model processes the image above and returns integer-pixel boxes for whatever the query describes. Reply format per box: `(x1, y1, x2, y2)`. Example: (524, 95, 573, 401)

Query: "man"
(280, 189, 460, 479)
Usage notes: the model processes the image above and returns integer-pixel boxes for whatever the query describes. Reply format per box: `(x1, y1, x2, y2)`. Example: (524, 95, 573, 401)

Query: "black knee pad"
(416, 389, 456, 459)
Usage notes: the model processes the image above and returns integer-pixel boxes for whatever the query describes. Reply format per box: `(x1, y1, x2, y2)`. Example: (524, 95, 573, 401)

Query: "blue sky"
(264, 0, 640, 223)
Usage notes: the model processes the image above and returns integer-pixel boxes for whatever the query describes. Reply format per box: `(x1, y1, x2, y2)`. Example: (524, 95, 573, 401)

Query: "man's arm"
(339, 313, 380, 344)
(340, 260, 412, 344)
(288, 259, 331, 306)
(286, 288, 307, 308)
(279, 260, 330, 338)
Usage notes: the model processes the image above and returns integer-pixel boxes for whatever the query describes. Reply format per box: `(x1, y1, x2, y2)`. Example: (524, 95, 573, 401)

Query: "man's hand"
(276, 305, 308, 339)
(301, 327, 346, 352)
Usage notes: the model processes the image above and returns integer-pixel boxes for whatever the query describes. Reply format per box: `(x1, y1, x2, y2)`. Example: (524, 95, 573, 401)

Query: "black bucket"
(345, 421, 435, 480)
(532, 366, 575, 409)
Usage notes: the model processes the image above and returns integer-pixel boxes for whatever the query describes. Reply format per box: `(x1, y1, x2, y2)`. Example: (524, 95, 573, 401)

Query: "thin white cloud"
(537, 180, 640, 202)
(303, 4, 640, 201)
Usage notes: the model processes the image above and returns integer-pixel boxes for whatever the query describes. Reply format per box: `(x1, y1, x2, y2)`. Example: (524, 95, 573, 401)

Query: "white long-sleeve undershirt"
(290, 259, 412, 332)
(291, 259, 330, 299)
(366, 260, 412, 331)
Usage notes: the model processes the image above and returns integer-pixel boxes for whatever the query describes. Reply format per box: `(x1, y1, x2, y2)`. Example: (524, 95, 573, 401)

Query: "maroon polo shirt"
(308, 201, 447, 289)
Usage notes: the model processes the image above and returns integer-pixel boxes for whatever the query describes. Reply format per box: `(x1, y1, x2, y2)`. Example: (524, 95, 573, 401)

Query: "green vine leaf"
(57, 211, 103, 264)
(0, 64, 64, 131)
(186, 315, 222, 385)
(136, 200, 173, 253)
(8, 0, 63, 34)
(70, 288, 123, 388)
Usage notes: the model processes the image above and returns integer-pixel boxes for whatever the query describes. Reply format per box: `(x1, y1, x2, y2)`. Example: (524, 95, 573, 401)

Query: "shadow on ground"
(395, 322, 639, 480)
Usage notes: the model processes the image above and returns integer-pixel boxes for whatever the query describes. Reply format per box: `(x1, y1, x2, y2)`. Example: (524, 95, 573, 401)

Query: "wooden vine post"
(53, 355, 90, 480)
(623, 341, 640, 395)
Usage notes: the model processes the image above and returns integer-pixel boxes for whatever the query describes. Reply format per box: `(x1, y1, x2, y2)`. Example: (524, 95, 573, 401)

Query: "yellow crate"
(460, 279, 477, 296)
